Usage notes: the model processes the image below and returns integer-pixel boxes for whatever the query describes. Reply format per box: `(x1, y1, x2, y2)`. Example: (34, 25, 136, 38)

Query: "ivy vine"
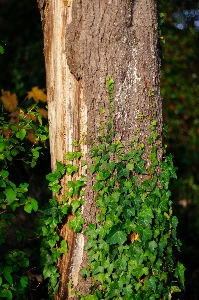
(42, 78, 185, 299)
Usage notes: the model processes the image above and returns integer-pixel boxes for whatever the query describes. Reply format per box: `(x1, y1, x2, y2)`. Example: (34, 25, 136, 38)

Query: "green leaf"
(171, 286, 181, 293)
(64, 152, 74, 161)
(85, 294, 98, 300)
(56, 161, 66, 175)
(108, 144, 116, 153)
(16, 129, 26, 140)
(74, 151, 82, 159)
(66, 164, 78, 175)
(60, 240, 68, 254)
(159, 201, 167, 211)
(145, 276, 157, 292)
(71, 200, 81, 213)
(123, 207, 135, 219)
(134, 160, 146, 174)
(92, 265, 104, 275)
(3, 271, 12, 284)
(118, 168, 130, 178)
(148, 240, 157, 253)
(89, 164, 96, 174)
(24, 203, 32, 213)
(175, 262, 186, 289)
(20, 276, 29, 288)
(30, 198, 38, 212)
(96, 170, 111, 181)
(106, 161, 115, 171)
(0, 45, 4, 54)
(142, 229, 152, 242)
(107, 230, 127, 245)
(111, 192, 120, 202)
(21, 258, 29, 268)
(46, 171, 61, 181)
(0, 290, 12, 300)
(69, 212, 84, 233)
(81, 160, 87, 167)
(126, 162, 135, 170)
(4, 189, 16, 205)
(72, 140, 79, 147)
(171, 216, 178, 229)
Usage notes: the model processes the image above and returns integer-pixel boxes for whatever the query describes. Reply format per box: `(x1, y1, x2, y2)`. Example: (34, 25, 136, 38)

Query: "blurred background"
(1, 0, 199, 298)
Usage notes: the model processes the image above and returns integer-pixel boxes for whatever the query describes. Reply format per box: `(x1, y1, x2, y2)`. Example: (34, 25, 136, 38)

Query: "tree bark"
(37, 0, 161, 299)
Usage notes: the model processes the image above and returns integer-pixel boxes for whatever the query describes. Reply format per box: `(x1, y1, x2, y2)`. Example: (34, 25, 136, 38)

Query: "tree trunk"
(38, 0, 161, 299)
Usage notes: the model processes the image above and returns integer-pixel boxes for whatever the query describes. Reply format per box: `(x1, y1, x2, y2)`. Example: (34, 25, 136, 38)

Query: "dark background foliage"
(1, 0, 199, 298)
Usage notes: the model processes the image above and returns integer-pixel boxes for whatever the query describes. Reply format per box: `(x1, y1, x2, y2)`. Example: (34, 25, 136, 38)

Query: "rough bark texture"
(37, 0, 161, 299)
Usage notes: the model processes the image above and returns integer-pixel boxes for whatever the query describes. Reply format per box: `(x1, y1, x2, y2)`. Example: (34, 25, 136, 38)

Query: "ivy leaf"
(69, 212, 84, 233)
(118, 168, 130, 178)
(134, 160, 146, 174)
(123, 207, 135, 219)
(89, 164, 96, 174)
(159, 201, 167, 211)
(66, 164, 78, 175)
(111, 192, 120, 202)
(175, 262, 186, 289)
(171, 216, 178, 229)
(51, 184, 61, 194)
(107, 230, 127, 245)
(145, 276, 157, 292)
(96, 170, 111, 181)
(108, 144, 116, 153)
(4, 189, 16, 205)
(74, 151, 82, 159)
(46, 171, 61, 181)
(93, 181, 104, 191)
(56, 161, 66, 175)
(148, 240, 157, 253)
(106, 161, 115, 171)
(92, 265, 104, 275)
(71, 200, 81, 213)
(142, 229, 152, 242)
(64, 152, 74, 161)
(126, 162, 135, 170)
(60, 240, 68, 254)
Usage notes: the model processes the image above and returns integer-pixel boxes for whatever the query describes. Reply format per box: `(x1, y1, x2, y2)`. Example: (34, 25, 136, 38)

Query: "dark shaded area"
(0, 0, 46, 97)
(0, 0, 50, 298)
(160, 1, 199, 299)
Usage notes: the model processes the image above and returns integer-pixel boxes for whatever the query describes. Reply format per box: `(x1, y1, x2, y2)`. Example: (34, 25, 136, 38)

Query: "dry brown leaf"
(3, 128, 11, 138)
(1, 91, 18, 112)
(36, 108, 48, 119)
(129, 232, 139, 243)
(27, 87, 47, 103)
(26, 130, 37, 143)
(9, 111, 19, 124)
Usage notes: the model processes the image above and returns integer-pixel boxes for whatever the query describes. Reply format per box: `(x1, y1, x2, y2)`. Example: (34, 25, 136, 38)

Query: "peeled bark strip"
(38, 0, 161, 299)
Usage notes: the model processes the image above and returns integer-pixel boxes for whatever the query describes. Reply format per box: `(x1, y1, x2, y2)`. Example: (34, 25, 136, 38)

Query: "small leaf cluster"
(0, 250, 29, 300)
(0, 100, 48, 298)
(40, 154, 86, 296)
